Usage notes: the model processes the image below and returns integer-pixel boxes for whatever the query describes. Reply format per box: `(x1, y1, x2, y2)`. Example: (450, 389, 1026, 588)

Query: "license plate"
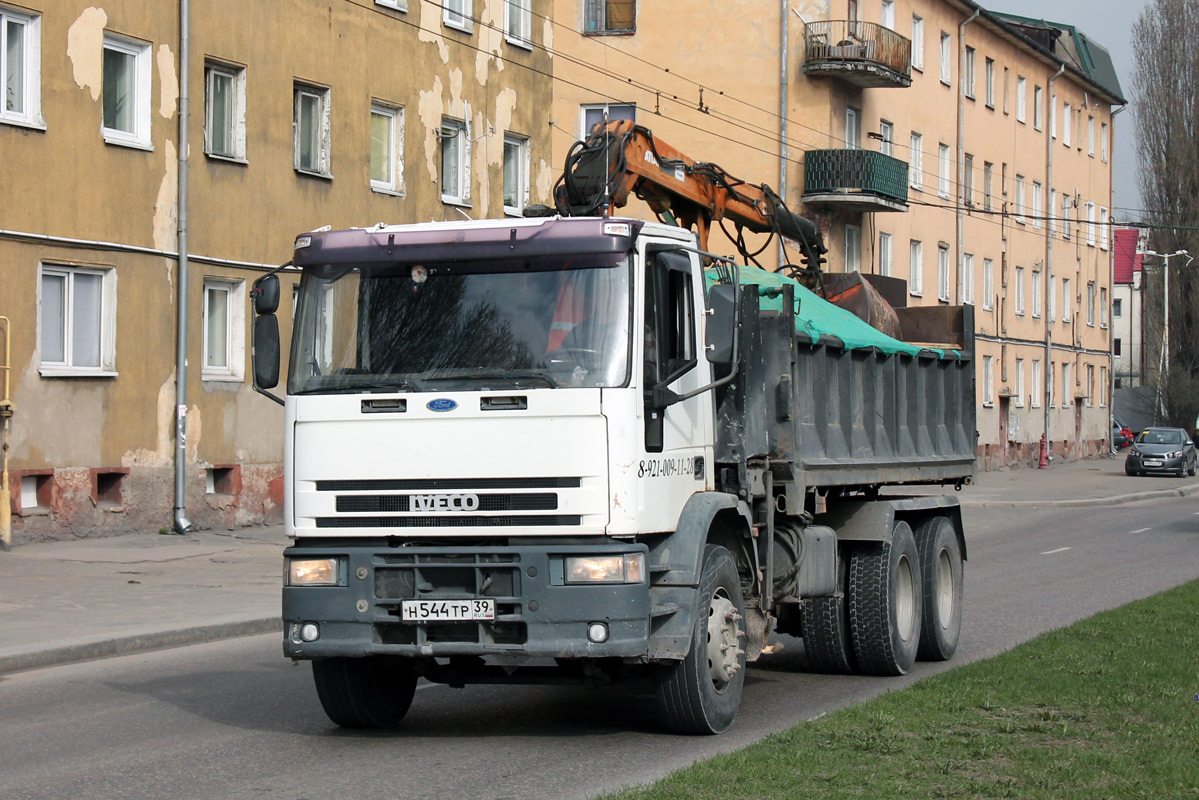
(401, 599, 494, 622)
(1145, 460, 1163, 467)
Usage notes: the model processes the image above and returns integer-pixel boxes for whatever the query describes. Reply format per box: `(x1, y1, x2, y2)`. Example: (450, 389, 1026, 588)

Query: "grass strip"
(604, 579, 1199, 800)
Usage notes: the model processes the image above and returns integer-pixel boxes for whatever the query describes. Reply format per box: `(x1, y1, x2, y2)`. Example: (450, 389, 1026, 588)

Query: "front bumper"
(282, 541, 652, 661)
(1125, 452, 1186, 473)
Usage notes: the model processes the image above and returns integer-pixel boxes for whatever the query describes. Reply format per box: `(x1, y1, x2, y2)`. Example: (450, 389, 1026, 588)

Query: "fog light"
(587, 622, 609, 643)
(287, 557, 341, 586)
(300, 623, 320, 642)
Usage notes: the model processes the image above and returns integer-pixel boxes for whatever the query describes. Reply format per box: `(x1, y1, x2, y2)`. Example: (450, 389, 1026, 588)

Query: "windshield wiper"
(421, 370, 559, 388)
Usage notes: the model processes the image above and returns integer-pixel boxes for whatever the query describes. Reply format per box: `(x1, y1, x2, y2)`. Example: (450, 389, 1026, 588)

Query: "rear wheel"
(802, 547, 857, 674)
(913, 517, 963, 662)
(655, 544, 747, 734)
(848, 521, 922, 676)
(312, 655, 418, 728)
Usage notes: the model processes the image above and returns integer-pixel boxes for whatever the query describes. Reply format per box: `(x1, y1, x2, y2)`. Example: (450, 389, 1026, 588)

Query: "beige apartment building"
(0, 0, 553, 542)
(551, 0, 1122, 469)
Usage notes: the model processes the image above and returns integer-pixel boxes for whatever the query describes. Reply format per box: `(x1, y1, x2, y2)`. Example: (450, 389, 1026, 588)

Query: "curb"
(961, 482, 1199, 510)
(0, 617, 280, 676)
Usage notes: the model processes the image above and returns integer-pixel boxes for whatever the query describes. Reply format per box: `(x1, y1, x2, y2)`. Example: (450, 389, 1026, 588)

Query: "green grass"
(603, 580, 1199, 800)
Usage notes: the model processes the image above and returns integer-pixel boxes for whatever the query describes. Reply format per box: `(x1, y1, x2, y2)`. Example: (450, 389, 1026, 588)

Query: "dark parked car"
(1124, 427, 1197, 477)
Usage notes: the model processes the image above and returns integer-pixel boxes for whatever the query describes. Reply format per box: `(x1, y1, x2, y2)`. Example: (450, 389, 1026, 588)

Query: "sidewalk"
(1, 454, 1196, 675)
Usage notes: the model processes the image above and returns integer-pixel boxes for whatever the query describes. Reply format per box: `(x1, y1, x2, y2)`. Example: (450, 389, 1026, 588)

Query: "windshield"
(288, 256, 631, 394)
(1136, 429, 1183, 445)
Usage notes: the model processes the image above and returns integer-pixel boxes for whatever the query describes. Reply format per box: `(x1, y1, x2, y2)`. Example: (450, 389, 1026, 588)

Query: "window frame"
(1015, 357, 1025, 406)
(911, 15, 924, 71)
(984, 57, 995, 108)
(1015, 75, 1026, 123)
(204, 60, 246, 162)
(1032, 269, 1042, 319)
(939, 31, 952, 85)
(878, 231, 892, 277)
(909, 239, 923, 296)
(1015, 266, 1025, 316)
(937, 243, 950, 302)
(502, 132, 530, 216)
(964, 46, 975, 99)
(440, 116, 469, 205)
(982, 355, 994, 405)
(505, 0, 532, 48)
(1099, 206, 1109, 250)
(370, 101, 404, 195)
(1033, 85, 1043, 130)
(443, 0, 474, 33)
(878, 119, 894, 156)
(961, 252, 974, 305)
(1031, 359, 1041, 407)
(845, 224, 861, 272)
(201, 276, 246, 383)
(938, 142, 951, 199)
(101, 32, 152, 150)
(293, 81, 332, 178)
(1032, 181, 1042, 229)
(982, 257, 994, 310)
(908, 132, 923, 191)
(375, 0, 409, 9)
(38, 263, 117, 377)
(0, 5, 43, 129)
(584, 0, 636, 35)
(579, 102, 635, 137)
(1062, 277, 1071, 322)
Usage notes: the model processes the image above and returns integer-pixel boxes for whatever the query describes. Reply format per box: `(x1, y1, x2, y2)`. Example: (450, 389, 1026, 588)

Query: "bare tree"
(1132, 0, 1199, 430)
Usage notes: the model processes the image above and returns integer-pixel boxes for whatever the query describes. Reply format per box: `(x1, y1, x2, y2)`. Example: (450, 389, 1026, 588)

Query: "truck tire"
(655, 544, 747, 734)
(848, 521, 922, 676)
(801, 549, 857, 674)
(913, 516, 963, 662)
(312, 655, 418, 728)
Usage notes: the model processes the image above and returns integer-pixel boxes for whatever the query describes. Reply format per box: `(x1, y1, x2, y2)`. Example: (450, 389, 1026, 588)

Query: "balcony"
(802, 149, 909, 212)
(802, 20, 912, 88)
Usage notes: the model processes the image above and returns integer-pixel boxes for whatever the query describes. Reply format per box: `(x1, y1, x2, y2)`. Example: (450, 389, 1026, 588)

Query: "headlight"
(566, 553, 646, 584)
(287, 557, 342, 586)
(1167, 450, 1183, 458)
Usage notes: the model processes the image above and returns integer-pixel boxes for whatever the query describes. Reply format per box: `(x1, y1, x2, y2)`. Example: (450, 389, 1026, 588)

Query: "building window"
(38, 265, 115, 375)
(1088, 115, 1095, 156)
(1003, 67, 1010, 114)
(202, 277, 246, 382)
(845, 105, 861, 149)
(440, 117, 467, 204)
(1015, 174, 1025, 223)
(1033, 85, 1043, 130)
(911, 15, 924, 71)
(1015, 266, 1025, 315)
(909, 132, 922, 190)
(585, 0, 635, 34)
(983, 161, 993, 211)
(1100, 366, 1107, 406)
(1112, 296, 1122, 318)
(505, 0, 532, 48)
(1032, 181, 1042, 229)
(580, 102, 634, 136)
(983, 355, 994, 404)
(983, 258, 994, 310)
(1032, 269, 1042, 318)
(937, 244, 950, 302)
(1050, 93, 1056, 138)
(102, 33, 152, 148)
(1086, 364, 1095, 406)
(984, 57, 994, 108)
(443, 0, 473, 32)
(503, 133, 529, 215)
(1062, 277, 1071, 322)
(370, 102, 404, 194)
(1062, 193, 1073, 239)
(1062, 363, 1071, 407)
(1031, 359, 1041, 407)
(1015, 75, 1026, 122)
(963, 154, 974, 206)
(1063, 102, 1072, 146)
(1100, 287, 1108, 328)
(1048, 274, 1056, 322)
(294, 82, 331, 177)
(940, 32, 952, 84)
(204, 61, 246, 161)
(879, 119, 894, 156)
(1085, 201, 1096, 245)
(878, 232, 892, 277)
(1099, 206, 1109, 250)
(964, 47, 975, 98)
(881, 0, 895, 30)
(1101, 122, 1109, 161)
(937, 143, 950, 199)
(1, 5, 42, 128)
(376, 0, 409, 9)
(909, 239, 923, 296)
(961, 253, 974, 305)
(1015, 357, 1025, 406)
(845, 224, 861, 272)
(1114, 337, 1122, 356)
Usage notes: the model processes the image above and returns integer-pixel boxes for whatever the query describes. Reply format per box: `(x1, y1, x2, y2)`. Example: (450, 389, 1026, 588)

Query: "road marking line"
(1041, 546, 1071, 555)
(1130, 527, 1152, 534)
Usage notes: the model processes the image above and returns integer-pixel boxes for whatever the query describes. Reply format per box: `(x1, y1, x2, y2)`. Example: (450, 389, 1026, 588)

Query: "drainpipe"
(1, 316, 11, 551)
(956, 9, 979, 302)
(778, 0, 789, 269)
(1044, 64, 1065, 463)
(173, 0, 193, 533)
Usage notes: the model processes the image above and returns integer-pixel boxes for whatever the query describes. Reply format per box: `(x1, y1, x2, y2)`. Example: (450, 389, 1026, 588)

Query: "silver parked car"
(1124, 427, 1197, 477)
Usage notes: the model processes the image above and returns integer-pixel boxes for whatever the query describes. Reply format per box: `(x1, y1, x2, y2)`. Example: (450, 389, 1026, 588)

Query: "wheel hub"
(706, 590, 744, 688)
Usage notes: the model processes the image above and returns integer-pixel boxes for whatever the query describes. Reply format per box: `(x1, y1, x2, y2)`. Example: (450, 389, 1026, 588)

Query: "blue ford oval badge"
(427, 398, 458, 412)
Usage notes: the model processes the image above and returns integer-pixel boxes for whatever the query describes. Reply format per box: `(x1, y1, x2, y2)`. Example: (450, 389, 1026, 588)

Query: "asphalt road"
(2, 497, 1196, 800)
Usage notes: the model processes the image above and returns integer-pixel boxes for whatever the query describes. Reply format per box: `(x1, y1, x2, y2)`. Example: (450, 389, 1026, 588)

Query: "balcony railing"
(803, 20, 912, 88)
(802, 149, 909, 212)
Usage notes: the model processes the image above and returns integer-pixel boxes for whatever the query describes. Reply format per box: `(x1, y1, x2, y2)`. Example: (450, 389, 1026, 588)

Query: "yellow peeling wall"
(0, 0, 553, 542)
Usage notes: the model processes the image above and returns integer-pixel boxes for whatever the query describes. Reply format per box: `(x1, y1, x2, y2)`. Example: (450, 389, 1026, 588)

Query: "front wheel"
(312, 655, 418, 728)
(655, 544, 747, 734)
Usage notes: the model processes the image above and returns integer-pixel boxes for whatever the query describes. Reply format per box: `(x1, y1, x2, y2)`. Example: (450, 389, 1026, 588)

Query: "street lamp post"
(1143, 249, 1192, 381)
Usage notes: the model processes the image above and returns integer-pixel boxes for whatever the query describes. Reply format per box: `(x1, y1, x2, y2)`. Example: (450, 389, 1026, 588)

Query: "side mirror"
(705, 284, 737, 365)
(253, 314, 280, 390)
(252, 274, 280, 314)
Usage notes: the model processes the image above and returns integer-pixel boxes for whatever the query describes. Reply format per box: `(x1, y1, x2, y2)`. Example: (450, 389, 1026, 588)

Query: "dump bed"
(713, 269, 976, 490)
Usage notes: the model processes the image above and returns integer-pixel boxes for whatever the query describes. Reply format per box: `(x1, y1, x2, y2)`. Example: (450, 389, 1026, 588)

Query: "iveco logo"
(426, 398, 458, 412)
(412, 493, 480, 512)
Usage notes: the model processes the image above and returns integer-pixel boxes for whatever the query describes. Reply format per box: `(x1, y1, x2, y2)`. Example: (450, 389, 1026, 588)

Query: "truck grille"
(316, 515, 579, 528)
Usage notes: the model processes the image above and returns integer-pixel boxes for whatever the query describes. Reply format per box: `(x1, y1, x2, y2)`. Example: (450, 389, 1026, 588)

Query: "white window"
(370, 102, 404, 194)
(983, 355, 994, 404)
(202, 277, 246, 382)
(1062, 277, 1071, 322)
(881, 0, 895, 30)
(1033, 85, 1043, 130)
(985, 57, 994, 107)
(204, 61, 246, 161)
(1100, 365, 1107, 406)
(845, 224, 861, 272)
(1015, 358, 1025, 406)
(963, 154, 974, 205)
(1063, 102, 1072, 146)
(443, 0, 473, 32)
(294, 82, 331, 176)
(440, 117, 467, 204)
(1048, 275, 1056, 322)
(1101, 122, 1109, 161)
(909, 239, 923, 296)
(1112, 295, 1121, 319)
(1062, 362, 1071, 407)
(1015, 174, 1025, 223)
(580, 102, 634, 136)
(961, 253, 974, 305)
(983, 162, 993, 211)
(503, 133, 529, 215)
(38, 264, 116, 375)
(938, 143, 950, 199)
(1016, 76, 1026, 122)
(375, 0, 408, 9)
(879, 119, 894, 156)
(102, 33, 152, 148)
(845, 105, 860, 149)
(505, 0, 532, 48)
(1032, 181, 1042, 229)
(1031, 359, 1041, 407)
(1015, 266, 1025, 315)
(1086, 364, 1095, 406)
(911, 15, 924, 71)
(964, 47, 975, 98)
(1099, 206, 1109, 250)
(584, 0, 635, 34)
(878, 232, 892, 276)
(1032, 269, 1042, 318)
(1050, 93, 1056, 138)
(940, 32, 952, 84)
(909, 132, 922, 190)
(982, 258, 994, 310)
(1085, 201, 1096, 245)
(937, 244, 950, 302)
(1088, 283, 1097, 325)
(1062, 193, 1072, 239)
(1, 5, 42, 128)
(1088, 115, 1095, 156)
(1100, 287, 1108, 328)
(1003, 66, 1010, 114)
